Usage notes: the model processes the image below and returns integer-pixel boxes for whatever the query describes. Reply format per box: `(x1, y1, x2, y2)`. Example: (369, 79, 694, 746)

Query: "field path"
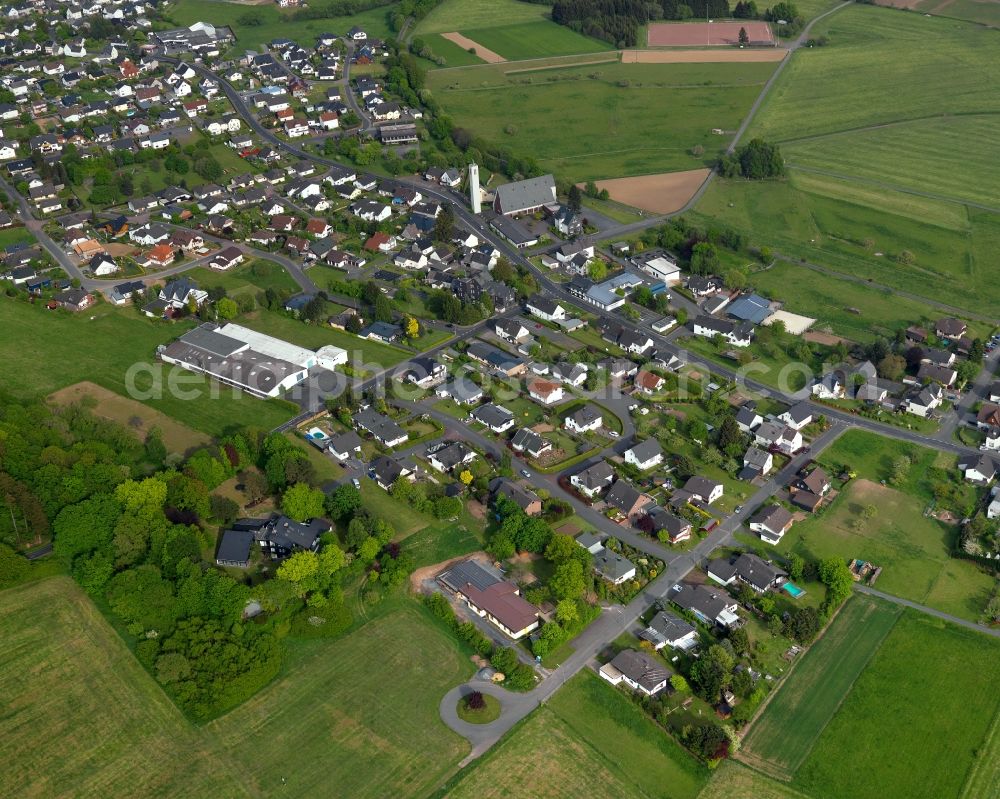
(855, 585, 1000, 638)
(441, 32, 505, 63)
(622, 49, 786, 63)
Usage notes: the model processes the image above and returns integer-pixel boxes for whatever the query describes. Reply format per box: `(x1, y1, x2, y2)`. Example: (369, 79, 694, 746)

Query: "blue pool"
(783, 582, 805, 598)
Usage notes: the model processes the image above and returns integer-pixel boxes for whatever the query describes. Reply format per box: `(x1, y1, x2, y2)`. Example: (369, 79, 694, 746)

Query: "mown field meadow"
(427, 61, 777, 182)
(1, 578, 477, 799)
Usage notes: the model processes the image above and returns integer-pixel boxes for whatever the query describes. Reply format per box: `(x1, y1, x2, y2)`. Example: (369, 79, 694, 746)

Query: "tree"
(276, 549, 319, 586)
(433, 204, 455, 242)
(818, 556, 854, 606)
(325, 484, 361, 521)
(783, 606, 821, 643)
(405, 316, 420, 338)
(738, 26, 749, 44)
(53, 494, 121, 562)
(215, 297, 238, 320)
(465, 690, 486, 710)
(717, 415, 745, 457)
(458, 469, 474, 486)
(587, 260, 608, 281)
(567, 183, 583, 213)
(281, 482, 325, 522)
(787, 553, 805, 582)
(728, 626, 750, 657)
(690, 644, 735, 701)
(877, 353, 906, 382)
(689, 242, 720, 276)
(358, 536, 381, 562)
(555, 598, 578, 625)
(670, 674, 690, 693)
(550, 560, 587, 601)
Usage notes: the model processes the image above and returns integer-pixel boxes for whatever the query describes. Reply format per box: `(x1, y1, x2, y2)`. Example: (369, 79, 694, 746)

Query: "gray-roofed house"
(604, 480, 652, 522)
(624, 438, 663, 471)
(727, 292, 771, 324)
(708, 553, 787, 593)
(328, 430, 363, 461)
(570, 461, 615, 498)
(435, 377, 484, 406)
(353, 407, 408, 448)
(215, 529, 254, 567)
(778, 402, 814, 431)
(471, 403, 516, 433)
(575, 531, 604, 554)
(427, 441, 476, 473)
(564, 404, 603, 434)
(511, 427, 552, 459)
(639, 611, 698, 651)
(593, 548, 636, 585)
(671, 583, 740, 629)
(641, 506, 692, 544)
(599, 649, 671, 696)
(749, 505, 795, 544)
(682, 476, 723, 505)
(490, 478, 542, 516)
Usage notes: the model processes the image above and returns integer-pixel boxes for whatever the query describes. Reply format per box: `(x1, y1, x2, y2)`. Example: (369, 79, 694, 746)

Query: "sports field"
(794, 610, 1000, 799)
(427, 61, 777, 182)
(740, 595, 901, 779)
(0, 577, 245, 798)
(447, 671, 707, 799)
(698, 5, 1000, 315)
(648, 20, 775, 46)
(1, 578, 473, 798)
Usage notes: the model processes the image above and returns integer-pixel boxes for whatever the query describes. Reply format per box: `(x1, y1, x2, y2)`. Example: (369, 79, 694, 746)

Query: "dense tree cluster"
(552, 0, 732, 47)
(718, 138, 785, 179)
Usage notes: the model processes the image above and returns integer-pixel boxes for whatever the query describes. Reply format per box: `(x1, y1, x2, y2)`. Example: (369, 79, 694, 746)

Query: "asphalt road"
(855, 585, 1000, 639)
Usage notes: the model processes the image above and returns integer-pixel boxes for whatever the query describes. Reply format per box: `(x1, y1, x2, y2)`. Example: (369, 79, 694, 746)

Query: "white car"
(608, 431, 619, 439)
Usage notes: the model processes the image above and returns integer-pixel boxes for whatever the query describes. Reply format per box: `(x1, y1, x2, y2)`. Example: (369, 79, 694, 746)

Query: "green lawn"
(908, 0, 1000, 25)
(0, 227, 34, 248)
(748, 260, 987, 343)
(463, 21, 614, 61)
(239, 309, 411, 367)
(186, 259, 301, 298)
(697, 760, 811, 799)
(741, 595, 902, 780)
(167, 0, 398, 51)
(793, 610, 1000, 799)
(209, 603, 471, 799)
(695, 5, 1000, 315)
(415, 0, 549, 34)
(0, 298, 295, 436)
(447, 671, 707, 799)
(427, 61, 777, 182)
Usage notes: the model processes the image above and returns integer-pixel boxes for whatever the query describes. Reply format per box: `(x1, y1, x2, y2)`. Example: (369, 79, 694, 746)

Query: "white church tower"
(468, 162, 481, 214)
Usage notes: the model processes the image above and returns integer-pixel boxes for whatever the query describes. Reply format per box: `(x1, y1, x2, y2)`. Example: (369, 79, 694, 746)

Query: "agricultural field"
(427, 61, 777, 183)
(167, 0, 397, 52)
(460, 21, 614, 61)
(793, 610, 1000, 799)
(696, 5, 1000, 315)
(697, 761, 811, 799)
(748, 260, 986, 343)
(0, 577, 245, 799)
(0, 298, 296, 435)
(209, 605, 472, 799)
(740, 595, 902, 779)
(414, 0, 550, 34)
(447, 671, 707, 799)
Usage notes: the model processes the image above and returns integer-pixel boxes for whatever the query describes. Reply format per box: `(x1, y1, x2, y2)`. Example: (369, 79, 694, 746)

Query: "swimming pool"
(783, 582, 805, 598)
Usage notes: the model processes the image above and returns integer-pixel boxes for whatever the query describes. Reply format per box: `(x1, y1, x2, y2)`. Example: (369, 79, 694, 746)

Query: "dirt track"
(622, 48, 786, 63)
(441, 32, 506, 64)
(585, 169, 711, 215)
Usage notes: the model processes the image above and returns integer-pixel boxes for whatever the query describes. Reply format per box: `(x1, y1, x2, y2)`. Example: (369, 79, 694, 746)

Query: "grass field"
(415, 0, 549, 34)
(911, 0, 1000, 26)
(209, 605, 471, 799)
(695, 5, 1000, 315)
(186, 259, 301, 298)
(168, 0, 397, 52)
(420, 33, 487, 67)
(462, 21, 614, 61)
(793, 610, 1000, 799)
(427, 61, 777, 182)
(697, 760, 814, 799)
(447, 671, 707, 799)
(740, 595, 901, 779)
(748, 260, 984, 343)
(0, 298, 295, 435)
(0, 577, 245, 798)
(1, 577, 476, 798)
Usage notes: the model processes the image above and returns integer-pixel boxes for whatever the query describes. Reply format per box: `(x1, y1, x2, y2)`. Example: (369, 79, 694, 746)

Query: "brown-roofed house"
(305, 218, 329, 236)
(935, 318, 967, 341)
(146, 242, 176, 268)
(635, 369, 665, 395)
